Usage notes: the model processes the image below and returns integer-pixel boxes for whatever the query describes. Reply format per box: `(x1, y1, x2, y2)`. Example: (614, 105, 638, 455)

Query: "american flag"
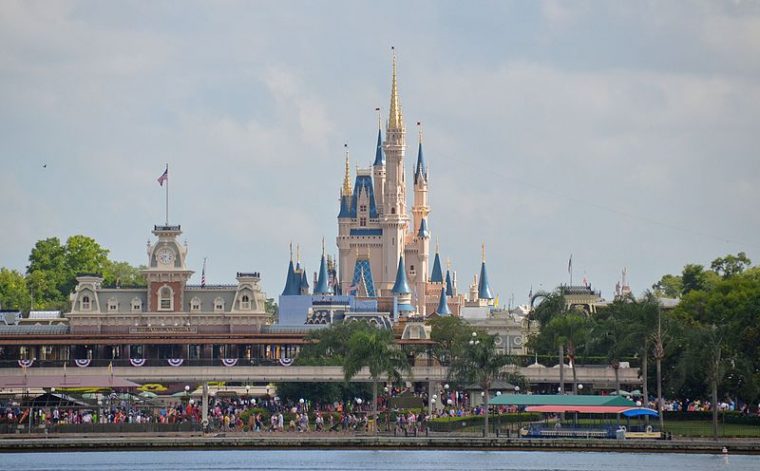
(201, 257, 207, 288)
(347, 283, 359, 294)
(157, 166, 168, 186)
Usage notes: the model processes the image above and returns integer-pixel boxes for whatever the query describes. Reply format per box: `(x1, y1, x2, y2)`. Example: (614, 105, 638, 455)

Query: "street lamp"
(514, 386, 520, 394)
(577, 384, 584, 395)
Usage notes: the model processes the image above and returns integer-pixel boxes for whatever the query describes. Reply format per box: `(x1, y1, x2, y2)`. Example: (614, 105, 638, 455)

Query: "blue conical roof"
(414, 141, 427, 184)
(435, 287, 451, 316)
(300, 269, 310, 293)
(445, 270, 453, 296)
(373, 128, 384, 166)
(314, 254, 332, 295)
(391, 255, 411, 294)
(478, 261, 494, 300)
(282, 260, 299, 296)
(417, 218, 430, 239)
(430, 252, 443, 283)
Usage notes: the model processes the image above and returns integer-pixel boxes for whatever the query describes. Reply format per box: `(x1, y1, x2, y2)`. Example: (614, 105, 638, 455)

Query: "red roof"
(526, 405, 630, 414)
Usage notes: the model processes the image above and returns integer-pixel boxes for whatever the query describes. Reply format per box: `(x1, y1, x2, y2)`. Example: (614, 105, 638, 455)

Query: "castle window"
(410, 265, 415, 275)
(359, 204, 367, 212)
(159, 286, 173, 311)
(107, 298, 118, 312)
(360, 217, 367, 227)
(214, 297, 224, 312)
(131, 298, 142, 312)
(391, 207, 396, 214)
(81, 295, 91, 311)
(240, 294, 251, 310)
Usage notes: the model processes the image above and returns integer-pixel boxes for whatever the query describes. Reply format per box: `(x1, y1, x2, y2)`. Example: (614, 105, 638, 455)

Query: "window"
(190, 297, 201, 312)
(107, 298, 118, 312)
(214, 297, 224, 312)
(81, 295, 91, 311)
(240, 294, 251, 310)
(159, 286, 173, 311)
(391, 207, 396, 214)
(131, 298, 142, 312)
(359, 204, 367, 212)
(359, 217, 367, 227)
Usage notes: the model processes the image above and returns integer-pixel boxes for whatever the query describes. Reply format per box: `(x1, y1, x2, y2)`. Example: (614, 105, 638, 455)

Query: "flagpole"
(165, 163, 169, 225)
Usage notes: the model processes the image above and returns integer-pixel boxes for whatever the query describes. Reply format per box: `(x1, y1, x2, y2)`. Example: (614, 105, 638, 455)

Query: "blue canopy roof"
(622, 408, 659, 417)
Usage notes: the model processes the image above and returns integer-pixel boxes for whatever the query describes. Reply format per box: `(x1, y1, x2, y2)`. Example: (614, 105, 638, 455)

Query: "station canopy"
(489, 394, 636, 407)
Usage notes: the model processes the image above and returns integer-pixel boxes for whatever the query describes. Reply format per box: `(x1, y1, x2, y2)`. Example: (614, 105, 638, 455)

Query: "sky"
(1, 0, 759, 306)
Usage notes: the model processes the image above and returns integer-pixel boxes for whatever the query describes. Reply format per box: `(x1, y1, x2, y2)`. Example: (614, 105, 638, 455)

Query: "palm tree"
(448, 331, 513, 435)
(342, 326, 410, 428)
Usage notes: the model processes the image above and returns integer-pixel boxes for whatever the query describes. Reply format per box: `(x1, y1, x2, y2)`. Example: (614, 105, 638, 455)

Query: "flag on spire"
(157, 166, 168, 186)
(201, 257, 207, 288)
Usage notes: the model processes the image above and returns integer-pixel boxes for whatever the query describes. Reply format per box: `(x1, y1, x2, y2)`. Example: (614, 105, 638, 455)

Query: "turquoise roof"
(391, 256, 411, 294)
(490, 394, 636, 407)
(314, 255, 332, 295)
(281, 260, 299, 296)
(435, 287, 451, 316)
(430, 252, 443, 283)
(417, 218, 429, 239)
(373, 128, 384, 166)
(445, 270, 453, 296)
(414, 141, 427, 184)
(478, 261, 494, 300)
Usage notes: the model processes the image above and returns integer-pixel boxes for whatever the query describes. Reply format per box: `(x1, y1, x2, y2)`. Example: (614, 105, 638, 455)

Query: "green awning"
(489, 394, 636, 407)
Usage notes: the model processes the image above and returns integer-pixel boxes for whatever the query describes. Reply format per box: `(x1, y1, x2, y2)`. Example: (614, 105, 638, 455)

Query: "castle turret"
(282, 243, 299, 296)
(435, 287, 451, 316)
(478, 243, 494, 301)
(430, 241, 443, 283)
(314, 240, 333, 295)
(372, 115, 385, 213)
(392, 255, 414, 315)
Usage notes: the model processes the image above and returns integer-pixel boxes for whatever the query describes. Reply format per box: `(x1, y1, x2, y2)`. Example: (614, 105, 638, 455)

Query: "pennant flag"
(528, 285, 533, 300)
(129, 358, 147, 367)
(167, 358, 184, 367)
(18, 359, 34, 368)
(221, 358, 238, 367)
(279, 358, 294, 367)
(74, 359, 91, 368)
(568, 254, 573, 275)
(157, 166, 168, 186)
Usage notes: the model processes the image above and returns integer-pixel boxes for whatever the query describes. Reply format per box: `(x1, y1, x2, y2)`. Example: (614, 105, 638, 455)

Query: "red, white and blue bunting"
(74, 359, 91, 368)
(18, 359, 34, 368)
(167, 358, 184, 367)
(129, 358, 147, 367)
(221, 358, 238, 367)
(279, 358, 294, 367)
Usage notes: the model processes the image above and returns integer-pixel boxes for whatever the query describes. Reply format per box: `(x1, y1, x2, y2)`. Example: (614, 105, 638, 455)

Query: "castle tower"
(478, 243, 494, 302)
(314, 239, 333, 295)
(372, 110, 386, 214)
(380, 48, 409, 292)
(435, 286, 452, 316)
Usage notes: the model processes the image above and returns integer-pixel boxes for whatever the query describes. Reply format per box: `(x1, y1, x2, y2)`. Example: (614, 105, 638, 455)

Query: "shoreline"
(1, 433, 759, 455)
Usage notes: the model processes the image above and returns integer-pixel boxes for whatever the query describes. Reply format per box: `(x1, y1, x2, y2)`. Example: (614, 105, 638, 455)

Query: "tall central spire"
(342, 144, 352, 197)
(388, 47, 403, 130)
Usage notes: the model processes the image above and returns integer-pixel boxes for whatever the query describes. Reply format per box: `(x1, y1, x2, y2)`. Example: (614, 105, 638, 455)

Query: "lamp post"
(577, 384, 584, 395)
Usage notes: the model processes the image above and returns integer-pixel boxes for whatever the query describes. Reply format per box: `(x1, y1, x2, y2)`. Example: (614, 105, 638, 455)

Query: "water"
(0, 450, 754, 471)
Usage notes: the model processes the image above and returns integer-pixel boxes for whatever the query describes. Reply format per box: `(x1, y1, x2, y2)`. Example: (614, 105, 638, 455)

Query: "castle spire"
(388, 47, 403, 130)
(314, 238, 332, 295)
(414, 121, 427, 184)
(391, 255, 411, 294)
(430, 240, 443, 283)
(435, 286, 452, 316)
(342, 144, 352, 197)
(478, 242, 494, 300)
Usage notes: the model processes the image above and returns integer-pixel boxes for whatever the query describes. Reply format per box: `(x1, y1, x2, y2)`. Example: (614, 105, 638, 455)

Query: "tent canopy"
(525, 405, 630, 414)
(622, 407, 659, 417)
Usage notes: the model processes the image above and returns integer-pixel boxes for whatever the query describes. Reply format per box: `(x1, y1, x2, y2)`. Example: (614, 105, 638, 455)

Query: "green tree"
(265, 298, 279, 324)
(0, 268, 31, 311)
(651, 274, 682, 298)
(448, 331, 513, 435)
(539, 312, 591, 393)
(342, 326, 410, 426)
(103, 261, 146, 287)
(710, 252, 751, 279)
(428, 315, 472, 365)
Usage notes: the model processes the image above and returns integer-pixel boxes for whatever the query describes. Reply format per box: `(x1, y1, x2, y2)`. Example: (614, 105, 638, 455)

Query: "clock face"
(157, 247, 175, 265)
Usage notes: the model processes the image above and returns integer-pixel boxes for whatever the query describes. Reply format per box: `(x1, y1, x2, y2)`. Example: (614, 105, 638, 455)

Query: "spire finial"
(296, 244, 301, 263)
(436, 238, 440, 254)
(447, 257, 451, 270)
(342, 144, 352, 197)
(417, 121, 423, 143)
(482, 241, 486, 262)
(289, 241, 293, 262)
(322, 236, 326, 256)
(375, 107, 381, 130)
(388, 46, 403, 130)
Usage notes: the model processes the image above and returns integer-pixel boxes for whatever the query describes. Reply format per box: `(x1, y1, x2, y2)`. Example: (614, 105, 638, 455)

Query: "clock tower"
(143, 224, 194, 312)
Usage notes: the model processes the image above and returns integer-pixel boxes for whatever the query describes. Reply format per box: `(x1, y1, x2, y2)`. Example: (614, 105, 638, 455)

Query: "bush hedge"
(427, 413, 542, 432)
(663, 411, 760, 426)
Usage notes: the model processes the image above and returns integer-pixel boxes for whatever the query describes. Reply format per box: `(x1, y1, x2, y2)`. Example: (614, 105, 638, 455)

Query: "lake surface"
(0, 450, 755, 471)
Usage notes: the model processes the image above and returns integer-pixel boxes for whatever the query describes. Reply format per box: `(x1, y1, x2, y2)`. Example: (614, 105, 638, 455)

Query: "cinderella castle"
(278, 51, 497, 326)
